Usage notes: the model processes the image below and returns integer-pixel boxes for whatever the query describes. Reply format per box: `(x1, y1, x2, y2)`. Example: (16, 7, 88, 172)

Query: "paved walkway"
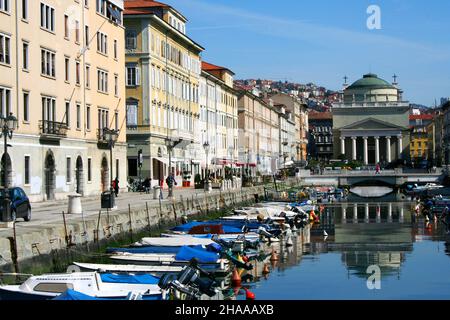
(9, 186, 250, 229)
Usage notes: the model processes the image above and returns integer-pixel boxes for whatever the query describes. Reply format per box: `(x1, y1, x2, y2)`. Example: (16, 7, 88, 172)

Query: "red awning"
(235, 162, 256, 167)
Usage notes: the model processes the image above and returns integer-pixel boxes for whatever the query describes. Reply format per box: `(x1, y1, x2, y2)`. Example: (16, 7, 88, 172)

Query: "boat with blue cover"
(0, 272, 162, 300)
(108, 245, 230, 274)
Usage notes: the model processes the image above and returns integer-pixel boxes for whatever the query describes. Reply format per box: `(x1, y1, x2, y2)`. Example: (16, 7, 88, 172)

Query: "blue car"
(0, 187, 32, 222)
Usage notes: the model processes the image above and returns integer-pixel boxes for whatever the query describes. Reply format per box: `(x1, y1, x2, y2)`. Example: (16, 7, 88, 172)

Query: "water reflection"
(243, 200, 450, 299)
(306, 202, 413, 279)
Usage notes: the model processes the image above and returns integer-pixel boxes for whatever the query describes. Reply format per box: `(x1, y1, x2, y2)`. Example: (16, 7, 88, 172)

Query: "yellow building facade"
(124, 1, 203, 186)
(0, 0, 127, 202)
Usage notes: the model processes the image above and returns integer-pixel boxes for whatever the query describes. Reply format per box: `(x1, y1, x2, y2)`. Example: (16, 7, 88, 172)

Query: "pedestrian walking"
(166, 173, 177, 189)
(113, 177, 119, 197)
(375, 163, 381, 175)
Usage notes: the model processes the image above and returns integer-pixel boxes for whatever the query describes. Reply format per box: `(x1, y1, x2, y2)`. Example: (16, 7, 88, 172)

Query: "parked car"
(0, 187, 32, 222)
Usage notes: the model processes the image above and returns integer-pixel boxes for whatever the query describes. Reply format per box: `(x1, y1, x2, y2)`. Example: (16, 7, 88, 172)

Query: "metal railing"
(39, 120, 68, 137)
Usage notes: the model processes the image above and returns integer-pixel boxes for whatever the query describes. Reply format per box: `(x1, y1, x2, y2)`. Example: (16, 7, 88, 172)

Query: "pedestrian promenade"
(12, 186, 235, 228)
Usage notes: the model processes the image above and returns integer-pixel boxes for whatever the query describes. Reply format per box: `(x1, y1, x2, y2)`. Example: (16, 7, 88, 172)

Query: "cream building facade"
(0, 0, 127, 202)
(269, 92, 309, 163)
(124, 0, 203, 187)
(199, 63, 238, 180)
(237, 90, 281, 176)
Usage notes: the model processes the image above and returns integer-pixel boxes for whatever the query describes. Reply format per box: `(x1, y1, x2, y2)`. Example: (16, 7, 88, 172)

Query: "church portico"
(340, 132, 403, 165)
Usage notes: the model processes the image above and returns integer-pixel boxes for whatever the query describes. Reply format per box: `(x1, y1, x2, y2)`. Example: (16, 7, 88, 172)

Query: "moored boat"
(0, 272, 162, 300)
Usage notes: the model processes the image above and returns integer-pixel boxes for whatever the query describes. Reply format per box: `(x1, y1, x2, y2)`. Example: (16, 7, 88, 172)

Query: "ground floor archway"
(101, 155, 109, 192)
(76, 156, 84, 195)
(0, 153, 12, 188)
(44, 151, 56, 200)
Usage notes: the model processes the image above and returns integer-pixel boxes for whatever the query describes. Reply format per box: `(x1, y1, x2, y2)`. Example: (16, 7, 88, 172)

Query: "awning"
(191, 160, 201, 165)
(235, 162, 257, 167)
(152, 157, 167, 164)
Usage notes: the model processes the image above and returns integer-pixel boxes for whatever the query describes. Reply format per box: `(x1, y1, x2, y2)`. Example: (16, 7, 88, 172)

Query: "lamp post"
(1, 113, 18, 222)
(165, 138, 175, 198)
(103, 128, 119, 207)
(203, 142, 210, 192)
(228, 146, 234, 187)
(246, 148, 250, 186)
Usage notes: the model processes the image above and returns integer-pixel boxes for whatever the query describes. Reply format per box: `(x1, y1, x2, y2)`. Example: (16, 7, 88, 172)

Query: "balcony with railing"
(39, 120, 68, 137)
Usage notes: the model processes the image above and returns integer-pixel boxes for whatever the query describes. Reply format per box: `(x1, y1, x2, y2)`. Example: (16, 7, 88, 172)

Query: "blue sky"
(166, 0, 450, 106)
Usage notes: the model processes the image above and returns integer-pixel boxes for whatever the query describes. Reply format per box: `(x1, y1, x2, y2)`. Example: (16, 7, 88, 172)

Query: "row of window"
(199, 107, 237, 129)
(314, 126, 331, 133)
(125, 30, 201, 76)
(127, 103, 194, 132)
(1, 86, 118, 131)
(1, 32, 119, 94)
(126, 64, 200, 104)
(23, 155, 97, 186)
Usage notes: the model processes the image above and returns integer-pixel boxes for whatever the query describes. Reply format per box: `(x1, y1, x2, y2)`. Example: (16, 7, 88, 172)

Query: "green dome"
(346, 73, 395, 90)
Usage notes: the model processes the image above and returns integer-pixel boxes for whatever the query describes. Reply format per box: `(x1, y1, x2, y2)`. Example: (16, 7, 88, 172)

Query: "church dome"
(346, 73, 395, 90)
(343, 73, 399, 103)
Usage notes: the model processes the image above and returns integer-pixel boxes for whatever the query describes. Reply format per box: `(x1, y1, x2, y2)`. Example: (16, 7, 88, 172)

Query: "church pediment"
(341, 118, 406, 131)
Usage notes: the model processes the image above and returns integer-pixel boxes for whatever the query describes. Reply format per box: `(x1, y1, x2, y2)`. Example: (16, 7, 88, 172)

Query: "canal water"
(241, 201, 450, 300)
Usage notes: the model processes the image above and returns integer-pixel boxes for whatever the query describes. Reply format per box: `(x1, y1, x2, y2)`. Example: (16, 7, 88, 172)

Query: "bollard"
(145, 202, 151, 234)
(95, 210, 102, 243)
(62, 211, 70, 247)
(128, 204, 133, 243)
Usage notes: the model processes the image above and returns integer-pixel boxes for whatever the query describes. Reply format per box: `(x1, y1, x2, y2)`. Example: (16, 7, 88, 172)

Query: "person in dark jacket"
(113, 177, 119, 197)
(166, 173, 177, 189)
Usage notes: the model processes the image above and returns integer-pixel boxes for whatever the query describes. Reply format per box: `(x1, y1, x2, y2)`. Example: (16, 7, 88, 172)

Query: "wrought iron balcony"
(39, 120, 68, 137)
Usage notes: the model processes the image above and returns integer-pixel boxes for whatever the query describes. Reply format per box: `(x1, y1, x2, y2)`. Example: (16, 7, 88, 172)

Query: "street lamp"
(203, 142, 210, 192)
(0, 113, 18, 222)
(103, 127, 119, 207)
(228, 146, 234, 184)
(165, 138, 176, 198)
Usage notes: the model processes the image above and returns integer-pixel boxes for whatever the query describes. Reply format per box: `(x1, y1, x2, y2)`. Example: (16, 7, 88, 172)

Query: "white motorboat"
(413, 183, 444, 191)
(0, 272, 162, 300)
(71, 262, 183, 274)
(160, 232, 261, 242)
(133, 236, 214, 247)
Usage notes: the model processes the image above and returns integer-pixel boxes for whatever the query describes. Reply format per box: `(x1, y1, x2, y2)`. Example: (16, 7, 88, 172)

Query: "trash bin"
(153, 186, 161, 200)
(101, 191, 115, 209)
(68, 194, 82, 214)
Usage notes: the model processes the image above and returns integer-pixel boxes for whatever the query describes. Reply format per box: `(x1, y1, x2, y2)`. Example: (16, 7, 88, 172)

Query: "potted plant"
(182, 170, 191, 187)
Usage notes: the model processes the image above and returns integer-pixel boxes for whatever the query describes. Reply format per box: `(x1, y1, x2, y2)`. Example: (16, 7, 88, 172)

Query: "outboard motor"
(158, 260, 218, 299)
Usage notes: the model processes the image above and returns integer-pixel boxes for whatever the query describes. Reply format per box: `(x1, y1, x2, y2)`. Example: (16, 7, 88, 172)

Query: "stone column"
(363, 137, 368, 165)
(340, 136, 346, 156)
(353, 203, 358, 223)
(374, 136, 380, 164)
(400, 207, 404, 223)
(388, 203, 393, 223)
(386, 136, 391, 163)
(342, 205, 347, 224)
(397, 134, 403, 159)
(365, 203, 369, 223)
(351, 137, 357, 160)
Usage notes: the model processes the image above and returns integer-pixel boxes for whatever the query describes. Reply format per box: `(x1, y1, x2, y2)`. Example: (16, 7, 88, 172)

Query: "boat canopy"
(171, 222, 243, 234)
(53, 289, 100, 300)
(100, 273, 160, 285)
(174, 246, 220, 263)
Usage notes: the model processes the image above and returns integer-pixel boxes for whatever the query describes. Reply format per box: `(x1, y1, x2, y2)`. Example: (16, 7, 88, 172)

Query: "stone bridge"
(298, 168, 444, 187)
